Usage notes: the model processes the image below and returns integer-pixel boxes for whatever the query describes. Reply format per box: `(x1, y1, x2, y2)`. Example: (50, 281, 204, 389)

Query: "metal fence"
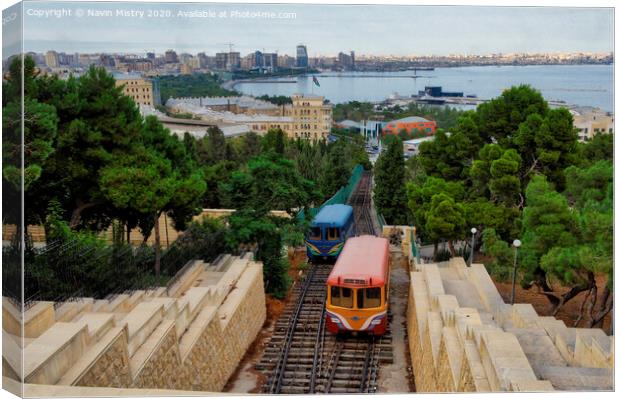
(298, 164, 364, 222)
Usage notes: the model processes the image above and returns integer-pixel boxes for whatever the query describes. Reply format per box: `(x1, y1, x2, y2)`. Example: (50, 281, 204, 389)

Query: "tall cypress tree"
(374, 137, 408, 225)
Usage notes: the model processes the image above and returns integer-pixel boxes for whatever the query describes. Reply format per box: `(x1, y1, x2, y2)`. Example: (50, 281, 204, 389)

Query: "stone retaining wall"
(384, 225, 614, 393)
(3, 255, 266, 395)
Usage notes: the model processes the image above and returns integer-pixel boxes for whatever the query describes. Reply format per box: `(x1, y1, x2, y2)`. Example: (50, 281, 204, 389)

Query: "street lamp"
(468, 227, 477, 267)
(413, 226, 421, 265)
(511, 239, 522, 305)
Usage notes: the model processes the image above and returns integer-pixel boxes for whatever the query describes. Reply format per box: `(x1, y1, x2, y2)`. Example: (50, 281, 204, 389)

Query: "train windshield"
(327, 227, 340, 240)
(357, 287, 382, 309)
(309, 227, 322, 240)
(330, 286, 353, 308)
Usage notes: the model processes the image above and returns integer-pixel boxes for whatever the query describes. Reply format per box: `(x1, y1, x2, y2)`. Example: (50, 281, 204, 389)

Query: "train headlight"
(330, 317, 341, 324)
(370, 316, 385, 325)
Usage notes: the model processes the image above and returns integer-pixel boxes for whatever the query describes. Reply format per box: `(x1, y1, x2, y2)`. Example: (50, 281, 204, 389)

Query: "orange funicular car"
(325, 235, 390, 335)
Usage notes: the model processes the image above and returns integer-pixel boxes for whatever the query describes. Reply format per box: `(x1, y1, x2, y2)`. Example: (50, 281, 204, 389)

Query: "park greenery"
(3, 56, 369, 301)
(256, 94, 293, 105)
(157, 73, 239, 102)
(375, 84, 612, 325)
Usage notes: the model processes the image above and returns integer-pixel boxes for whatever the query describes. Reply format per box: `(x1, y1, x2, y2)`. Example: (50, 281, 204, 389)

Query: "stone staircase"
(2, 254, 266, 394)
(405, 252, 613, 392)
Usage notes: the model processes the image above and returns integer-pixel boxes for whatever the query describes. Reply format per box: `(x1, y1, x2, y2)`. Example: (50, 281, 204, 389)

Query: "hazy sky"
(10, 1, 615, 56)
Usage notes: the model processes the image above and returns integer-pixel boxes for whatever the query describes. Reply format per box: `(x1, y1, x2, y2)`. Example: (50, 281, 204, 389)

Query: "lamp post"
(413, 226, 420, 265)
(511, 239, 522, 305)
(468, 227, 477, 267)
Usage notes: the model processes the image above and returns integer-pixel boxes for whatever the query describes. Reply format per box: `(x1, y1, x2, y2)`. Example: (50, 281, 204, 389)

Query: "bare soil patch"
(493, 273, 612, 334)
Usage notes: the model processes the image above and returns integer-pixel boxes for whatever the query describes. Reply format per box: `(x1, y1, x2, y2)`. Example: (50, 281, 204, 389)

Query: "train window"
(358, 287, 382, 309)
(309, 227, 322, 240)
(327, 227, 339, 240)
(341, 288, 353, 308)
(331, 286, 353, 308)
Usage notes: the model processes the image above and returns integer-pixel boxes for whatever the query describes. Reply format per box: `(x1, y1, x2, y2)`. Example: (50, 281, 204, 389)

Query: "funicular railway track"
(258, 171, 392, 394)
(350, 171, 375, 236)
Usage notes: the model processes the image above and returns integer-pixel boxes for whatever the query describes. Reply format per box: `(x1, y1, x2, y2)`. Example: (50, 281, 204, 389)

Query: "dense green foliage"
(481, 228, 513, 282)
(3, 56, 368, 300)
(374, 137, 408, 225)
(399, 84, 612, 324)
(257, 94, 292, 105)
(157, 73, 238, 102)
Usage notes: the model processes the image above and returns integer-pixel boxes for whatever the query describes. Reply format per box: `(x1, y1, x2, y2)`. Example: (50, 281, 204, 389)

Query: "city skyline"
(10, 2, 615, 57)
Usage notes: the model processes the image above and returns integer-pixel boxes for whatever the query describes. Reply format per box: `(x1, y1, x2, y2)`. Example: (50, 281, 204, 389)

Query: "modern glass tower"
(296, 44, 308, 68)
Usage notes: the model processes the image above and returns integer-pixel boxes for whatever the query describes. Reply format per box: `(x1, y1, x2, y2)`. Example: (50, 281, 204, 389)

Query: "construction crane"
(219, 42, 235, 53)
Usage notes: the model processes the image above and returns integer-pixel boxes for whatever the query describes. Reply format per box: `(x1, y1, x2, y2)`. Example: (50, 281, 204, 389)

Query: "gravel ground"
(377, 249, 416, 393)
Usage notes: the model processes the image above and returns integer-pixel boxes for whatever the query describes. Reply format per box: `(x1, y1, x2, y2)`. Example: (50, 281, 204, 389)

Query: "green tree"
(425, 193, 466, 258)
(100, 119, 206, 276)
(481, 228, 513, 281)
(2, 57, 59, 225)
(319, 140, 350, 199)
(238, 131, 262, 161)
(262, 128, 286, 154)
(206, 126, 228, 163)
(202, 160, 238, 208)
(220, 153, 320, 215)
(564, 160, 612, 208)
(32, 65, 144, 229)
(513, 108, 578, 190)
(418, 130, 476, 180)
(374, 137, 408, 224)
(100, 149, 177, 276)
(578, 133, 613, 165)
(463, 199, 521, 242)
(519, 175, 578, 307)
(157, 73, 238, 102)
(226, 210, 291, 298)
(477, 84, 549, 144)
(406, 176, 465, 240)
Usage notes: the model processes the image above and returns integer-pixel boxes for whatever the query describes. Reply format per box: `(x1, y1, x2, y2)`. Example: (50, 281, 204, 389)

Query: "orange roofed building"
(382, 116, 436, 136)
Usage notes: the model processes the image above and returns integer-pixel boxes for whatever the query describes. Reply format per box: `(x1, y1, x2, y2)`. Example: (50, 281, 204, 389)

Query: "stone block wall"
(3, 255, 267, 395)
(389, 225, 614, 393)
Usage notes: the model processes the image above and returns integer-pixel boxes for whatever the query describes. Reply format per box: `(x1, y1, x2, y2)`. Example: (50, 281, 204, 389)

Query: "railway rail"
(257, 263, 392, 394)
(258, 171, 391, 394)
(350, 171, 376, 236)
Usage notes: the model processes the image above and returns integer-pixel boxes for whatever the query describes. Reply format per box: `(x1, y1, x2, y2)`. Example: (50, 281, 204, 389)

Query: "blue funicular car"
(305, 204, 355, 262)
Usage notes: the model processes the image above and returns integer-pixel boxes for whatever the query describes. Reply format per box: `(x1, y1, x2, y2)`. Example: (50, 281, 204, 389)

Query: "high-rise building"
(99, 54, 115, 68)
(241, 54, 253, 70)
(263, 53, 278, 72)
(227, 52, 241, 71)
(278, 54, 295, 68)
(146, 52, 156, 60)
(296, 45, 308, 68)
(45, 50, 59, 68)
(252, 50, 263, 69)
(197, 52, 208, 68)
(164, 49, 178, 63)
(215, 52, 228, 70)
(178, 53, 193, 64)
(337, 51, 356, 70)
